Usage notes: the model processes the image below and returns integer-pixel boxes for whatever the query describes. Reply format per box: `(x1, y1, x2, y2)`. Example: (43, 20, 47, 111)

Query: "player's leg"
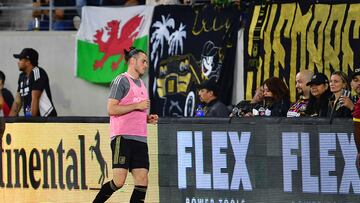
(93, 136, 130, 203)
(93, 168, 127, 203)
(129, 140, 149, 203)
(130, 169, 148, 203)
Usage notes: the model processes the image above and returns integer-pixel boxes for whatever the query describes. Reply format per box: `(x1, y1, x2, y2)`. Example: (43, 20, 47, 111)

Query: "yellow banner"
(0, 123, 159, 203)
(246, 3, 360, 101)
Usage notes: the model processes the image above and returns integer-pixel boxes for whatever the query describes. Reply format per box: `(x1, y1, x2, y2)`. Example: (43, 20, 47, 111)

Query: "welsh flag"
(76, 6, 154, 83)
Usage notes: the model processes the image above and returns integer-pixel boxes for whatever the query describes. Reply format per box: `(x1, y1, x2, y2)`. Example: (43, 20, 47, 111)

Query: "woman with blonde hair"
(328, 71, 354, 120)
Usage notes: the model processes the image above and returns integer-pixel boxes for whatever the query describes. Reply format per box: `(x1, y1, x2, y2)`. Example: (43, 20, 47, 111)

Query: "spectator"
(304, 73, 332, 117)
(53, 0, 77, 30)
(328, 71, 353, 121)
(231, 86, 264, 117)
(29, 0, 50, 31)
(340, 68, 360, 113)
(352, 69, 360, 167)
(0, 71, 14, 117)
(75, 0, 101, 16)
(198, 78, 229, 117)
(262, 77, 290, 117)
(9, 48, 57, 117)
(287, 69, 313, 117)
(351, 68, 360, 100)
(350, 68, 360, 167)
(29, 0, 77, 30)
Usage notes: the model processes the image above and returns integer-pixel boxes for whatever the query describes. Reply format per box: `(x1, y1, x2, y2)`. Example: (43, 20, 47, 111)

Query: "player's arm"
(107, 98, 149, 116)
(9, 92, 21, 116)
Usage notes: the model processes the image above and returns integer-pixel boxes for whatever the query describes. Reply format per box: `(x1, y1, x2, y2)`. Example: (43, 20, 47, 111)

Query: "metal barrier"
(0, 1, 79, 31)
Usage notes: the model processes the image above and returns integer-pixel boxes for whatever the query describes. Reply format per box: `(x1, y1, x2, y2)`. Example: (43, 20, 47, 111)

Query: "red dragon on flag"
(93, 15, 144, 71)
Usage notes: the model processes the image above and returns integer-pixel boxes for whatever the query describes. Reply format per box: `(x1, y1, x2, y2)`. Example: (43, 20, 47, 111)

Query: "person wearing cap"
(9, 48, 57, 117)
(198, 78, 230, 117)
(0, 71, 14, 117)
(304, 72, 332, 117)
(287, 69, 313, 117)
(347, 68, 360, 111)
(351, 68, 360, 167)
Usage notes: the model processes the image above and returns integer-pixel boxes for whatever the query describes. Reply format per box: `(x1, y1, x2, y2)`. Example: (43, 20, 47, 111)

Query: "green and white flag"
(76, 6, 154, 83)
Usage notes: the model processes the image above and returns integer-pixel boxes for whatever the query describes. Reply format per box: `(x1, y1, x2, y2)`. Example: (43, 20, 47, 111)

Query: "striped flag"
(75, 6, 154, 83)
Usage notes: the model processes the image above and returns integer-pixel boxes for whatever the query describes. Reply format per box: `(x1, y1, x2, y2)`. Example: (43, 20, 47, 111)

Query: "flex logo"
(282, 132, 360, 194)
(89, 130, 108, 186)
(177, 131, 252, 191)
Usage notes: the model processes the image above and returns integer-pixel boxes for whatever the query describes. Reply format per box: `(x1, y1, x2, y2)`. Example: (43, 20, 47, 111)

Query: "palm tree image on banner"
(149, 5, 240, 117)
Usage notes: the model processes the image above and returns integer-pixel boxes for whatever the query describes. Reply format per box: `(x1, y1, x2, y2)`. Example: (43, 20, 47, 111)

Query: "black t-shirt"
(17, 67, 57, 117)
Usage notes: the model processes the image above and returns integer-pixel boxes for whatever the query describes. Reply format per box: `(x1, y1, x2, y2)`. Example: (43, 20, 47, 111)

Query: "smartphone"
(342, 89, 350, 97)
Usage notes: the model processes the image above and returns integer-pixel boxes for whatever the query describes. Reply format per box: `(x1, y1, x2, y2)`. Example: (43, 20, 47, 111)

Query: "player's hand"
(147, 114, 158, 124)
(137, 100, 150, 110)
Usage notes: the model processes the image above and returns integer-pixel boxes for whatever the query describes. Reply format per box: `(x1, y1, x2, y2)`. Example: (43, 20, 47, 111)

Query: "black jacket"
(204, 99, 230, 117)
(305, 90, 332, 117)
(265, 99, 290, 117)
(328, 94, 355, 119)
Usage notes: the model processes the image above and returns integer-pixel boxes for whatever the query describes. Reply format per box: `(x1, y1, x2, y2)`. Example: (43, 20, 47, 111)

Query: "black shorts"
(111, 136, 149, 171)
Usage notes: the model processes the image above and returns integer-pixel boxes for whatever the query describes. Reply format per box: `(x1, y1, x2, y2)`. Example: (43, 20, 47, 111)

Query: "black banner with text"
(149, 5, 240, 117)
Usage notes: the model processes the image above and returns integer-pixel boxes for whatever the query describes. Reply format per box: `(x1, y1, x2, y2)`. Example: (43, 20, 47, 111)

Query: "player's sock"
(130, 185, 147, 203)
(93, 180, 121, 203)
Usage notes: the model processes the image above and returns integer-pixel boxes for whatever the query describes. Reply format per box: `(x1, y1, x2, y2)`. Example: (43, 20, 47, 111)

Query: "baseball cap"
(198, 78, 219, 93)
(13, 48, 39, 66)
(352, 68, 360, 79)
(306, 73, 329, 86)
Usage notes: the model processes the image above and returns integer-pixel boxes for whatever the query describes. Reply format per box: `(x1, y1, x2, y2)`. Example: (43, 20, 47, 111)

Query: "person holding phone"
(328, 71, 354, 121)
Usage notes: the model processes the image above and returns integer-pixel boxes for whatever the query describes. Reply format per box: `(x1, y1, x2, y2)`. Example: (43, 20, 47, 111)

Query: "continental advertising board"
(158, 118, 360, 203)
(0, 123, 159, 203)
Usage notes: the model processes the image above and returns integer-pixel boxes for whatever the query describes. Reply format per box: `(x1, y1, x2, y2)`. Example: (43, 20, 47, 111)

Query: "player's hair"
(124, 47, 145, 63)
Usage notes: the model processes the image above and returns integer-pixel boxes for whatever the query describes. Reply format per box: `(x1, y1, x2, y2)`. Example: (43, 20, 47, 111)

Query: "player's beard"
(135, 64, 145, 78)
